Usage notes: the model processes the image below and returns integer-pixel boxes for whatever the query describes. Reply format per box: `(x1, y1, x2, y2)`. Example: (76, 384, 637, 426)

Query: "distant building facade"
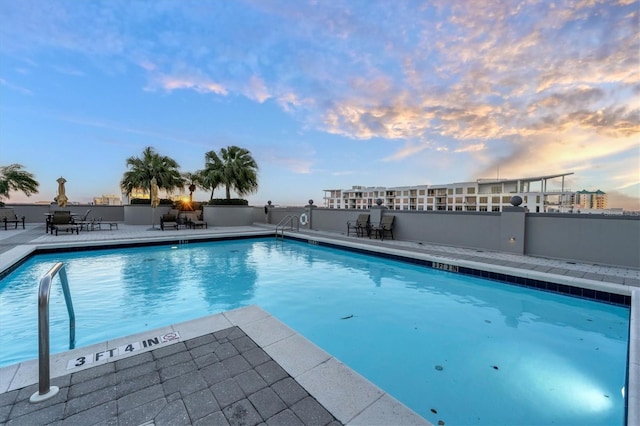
(323, 173, 575, 213)
(574, 189, 607, 210)
(93, 194, 122, 205)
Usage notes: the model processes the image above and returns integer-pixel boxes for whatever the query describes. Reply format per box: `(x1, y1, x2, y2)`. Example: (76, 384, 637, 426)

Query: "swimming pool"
(0, 238, 630, 425)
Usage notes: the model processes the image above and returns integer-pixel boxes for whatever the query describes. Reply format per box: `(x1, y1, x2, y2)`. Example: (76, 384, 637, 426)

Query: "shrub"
(131, 198, 172, 205)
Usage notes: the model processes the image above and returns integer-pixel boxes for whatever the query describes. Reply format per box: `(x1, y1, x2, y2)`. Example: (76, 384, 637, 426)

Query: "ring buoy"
(299, 213, 308, 225)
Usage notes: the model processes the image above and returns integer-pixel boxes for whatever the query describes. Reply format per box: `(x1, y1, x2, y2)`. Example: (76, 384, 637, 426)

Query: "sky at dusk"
(1, 0, 639, 209)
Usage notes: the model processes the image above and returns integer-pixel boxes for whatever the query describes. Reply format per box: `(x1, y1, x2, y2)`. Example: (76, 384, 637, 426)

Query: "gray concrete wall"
(124, 205, 171, 225)
(525, 214, 640, 268)
(202, 205, 256, 226)
(266, 207, 307, 228)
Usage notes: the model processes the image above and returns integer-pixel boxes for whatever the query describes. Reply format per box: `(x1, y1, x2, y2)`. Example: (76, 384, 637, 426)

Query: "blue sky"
(1, 0, 638, 208)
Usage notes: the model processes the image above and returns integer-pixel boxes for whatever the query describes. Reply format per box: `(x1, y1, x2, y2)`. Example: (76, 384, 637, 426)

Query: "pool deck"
(0, 223, 638, 426)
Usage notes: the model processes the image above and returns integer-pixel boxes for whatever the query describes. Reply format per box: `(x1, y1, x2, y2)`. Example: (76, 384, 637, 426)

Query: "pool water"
(0, 238, 629, 425)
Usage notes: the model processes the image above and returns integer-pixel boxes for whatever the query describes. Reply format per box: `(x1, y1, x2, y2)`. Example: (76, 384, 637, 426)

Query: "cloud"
(454, 143, 486, 153)
(245, 75, 270, 103)
(0, 78, 33, 95)
(383, 141, 432, 161)
(148, 74, 228, 96)
(607, 189, 640, 211)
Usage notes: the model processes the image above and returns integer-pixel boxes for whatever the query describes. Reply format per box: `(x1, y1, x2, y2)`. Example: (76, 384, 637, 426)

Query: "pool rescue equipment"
(299, 213, 308, 225)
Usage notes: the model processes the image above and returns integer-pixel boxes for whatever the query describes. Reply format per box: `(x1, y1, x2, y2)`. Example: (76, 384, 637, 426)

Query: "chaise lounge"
(160, 214, 179, 230)
(51, 211, 80, 235)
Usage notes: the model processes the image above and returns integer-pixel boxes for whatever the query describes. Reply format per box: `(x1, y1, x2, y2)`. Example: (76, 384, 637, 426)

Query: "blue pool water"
(0, 238, 629, 425)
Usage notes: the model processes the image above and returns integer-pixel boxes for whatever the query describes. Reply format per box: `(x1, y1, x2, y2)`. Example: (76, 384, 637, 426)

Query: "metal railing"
(30, 262, 75, 403)
(275, 215, 299, 239)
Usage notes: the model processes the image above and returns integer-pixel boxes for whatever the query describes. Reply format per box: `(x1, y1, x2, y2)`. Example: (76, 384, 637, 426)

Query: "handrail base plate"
(30, 386, 59, 403)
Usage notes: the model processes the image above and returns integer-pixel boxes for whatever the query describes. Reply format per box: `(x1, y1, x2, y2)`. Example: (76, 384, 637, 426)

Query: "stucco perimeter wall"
(309, 208, 503, 251)
(123, 205, 171, 225)
(525, 214, 640, 268)
(265, 207, 307, 228)
(203, 205, 256, 226)
(7, 204, 125, 224)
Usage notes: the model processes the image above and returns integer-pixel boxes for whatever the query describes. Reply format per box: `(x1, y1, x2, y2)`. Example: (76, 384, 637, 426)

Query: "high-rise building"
(574, 189, 607, 210)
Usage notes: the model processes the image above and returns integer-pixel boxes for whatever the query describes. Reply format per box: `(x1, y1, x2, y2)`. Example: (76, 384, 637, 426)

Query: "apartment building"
(574, 189, 608, 209)
(93, 194, 122, 205)
(323, 173, 575, 213)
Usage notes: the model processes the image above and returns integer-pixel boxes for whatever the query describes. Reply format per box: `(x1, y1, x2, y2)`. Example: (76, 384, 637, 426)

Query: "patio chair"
(347, 213, 370, 237)
(0, 208, 25, 230)
(51, 212, 79, 235)
(370, 215, 395, 241)
(160, 214, 179, 230)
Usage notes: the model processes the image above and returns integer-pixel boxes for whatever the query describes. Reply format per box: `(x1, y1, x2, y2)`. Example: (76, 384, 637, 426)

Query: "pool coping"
(0, 305, 429, 425)
(0, 228, 637, 425)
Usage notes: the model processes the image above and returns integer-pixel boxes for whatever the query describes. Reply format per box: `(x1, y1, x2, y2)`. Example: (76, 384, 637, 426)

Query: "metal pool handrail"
(275, 215, 299, 239)
(30, 262, 76, 403)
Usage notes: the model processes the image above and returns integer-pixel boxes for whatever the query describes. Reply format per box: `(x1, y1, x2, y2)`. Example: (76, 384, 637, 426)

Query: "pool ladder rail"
(275, 215, 299, 239)
(30, 262, 76, 403)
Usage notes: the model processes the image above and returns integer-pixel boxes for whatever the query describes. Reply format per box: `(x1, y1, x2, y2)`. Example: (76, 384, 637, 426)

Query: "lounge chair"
(185, 210, 207, 229)
(370, 215, 395, 241)
(347, 213, 370, 237)
(0, 208, 25, 230)
(51, 212, 79, 235)
(75, 209, 93, 231)
(160, 214, 179, 230)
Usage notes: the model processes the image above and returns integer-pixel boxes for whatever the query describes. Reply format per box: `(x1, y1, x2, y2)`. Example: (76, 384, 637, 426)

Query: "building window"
(455, 206, 462, 211)
(447, 206, 453, 211)
(491, 186, 501, 194)
(447, 198, 453, 203)
(479, 206, 488, 211)
(466, 206, 476, 211)
(492, 206, 500, 212)
(492, 196, 500, 203)
(467, 187, 475, 194)
(447, 188, 453, 195)
(479, 197, 488, 203)
(455, 188, 463, 194)
(455, 197, 463, 204)
(419, 189, 425, 195)
(427, 206, 433, 211)
(502, 196, 511, 203)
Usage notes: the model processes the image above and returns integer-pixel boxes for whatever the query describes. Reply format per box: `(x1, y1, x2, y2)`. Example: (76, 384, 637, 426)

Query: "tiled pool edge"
(287, 233, 635, 304)
(0, 305, 429, 426)
(628, 289, 639, 426)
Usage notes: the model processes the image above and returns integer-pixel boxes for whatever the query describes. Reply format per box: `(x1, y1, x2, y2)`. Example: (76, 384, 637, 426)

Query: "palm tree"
(200, 146, 258, 201)
(120, 147, 185, 201)
(183, 172, 202, 203)
(0, 164, 39, 202)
